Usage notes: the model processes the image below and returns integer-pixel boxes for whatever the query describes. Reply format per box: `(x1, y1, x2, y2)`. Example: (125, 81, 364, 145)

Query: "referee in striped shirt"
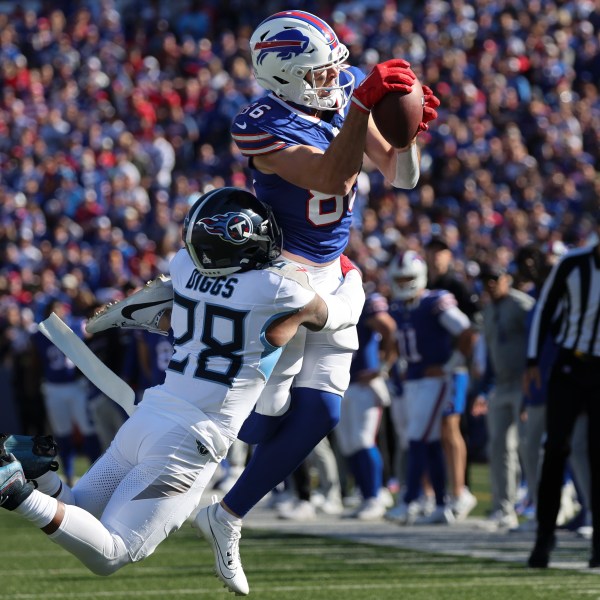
(526, 224, 600, 569)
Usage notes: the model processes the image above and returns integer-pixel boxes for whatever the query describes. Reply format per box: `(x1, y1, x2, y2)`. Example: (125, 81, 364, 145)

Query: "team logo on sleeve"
(199, 212, 252, 245)
(254, 30, 310, 64)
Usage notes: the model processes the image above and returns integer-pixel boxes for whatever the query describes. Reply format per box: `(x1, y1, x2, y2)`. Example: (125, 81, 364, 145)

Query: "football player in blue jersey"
(0, 188, 365, 596)
(194, 10, 440, 587)
(384, 251, 476, 525)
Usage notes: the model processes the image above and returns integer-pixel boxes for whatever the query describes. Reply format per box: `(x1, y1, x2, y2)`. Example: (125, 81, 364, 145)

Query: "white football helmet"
(389, 250, 428, 300)
(250, 10, 353, 111)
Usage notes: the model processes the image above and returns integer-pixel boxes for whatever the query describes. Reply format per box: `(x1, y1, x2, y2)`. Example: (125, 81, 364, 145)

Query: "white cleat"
(277, 499, 317, 521)
(352, 497, 386, 521)
(86, 275, 173, 336)
(485, 509, 519, 531)
(451, 487, 478, 521)
(193, 501, 249, 596)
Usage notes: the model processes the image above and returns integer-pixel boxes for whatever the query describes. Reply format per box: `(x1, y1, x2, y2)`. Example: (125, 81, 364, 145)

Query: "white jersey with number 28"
(140, 249, 315, 460)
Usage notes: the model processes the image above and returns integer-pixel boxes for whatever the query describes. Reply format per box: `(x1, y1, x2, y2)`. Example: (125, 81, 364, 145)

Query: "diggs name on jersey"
(185, 270, 238, 298)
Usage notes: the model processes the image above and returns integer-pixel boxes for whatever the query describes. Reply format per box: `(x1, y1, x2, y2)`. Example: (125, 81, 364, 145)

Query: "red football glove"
(339, 254, 362, 277)
(351, 59, 416, 114)
(418, 85, 441, 133)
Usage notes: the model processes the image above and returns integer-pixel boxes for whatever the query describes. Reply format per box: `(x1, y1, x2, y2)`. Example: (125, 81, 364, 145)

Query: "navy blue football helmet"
(183, 187, 282, 277)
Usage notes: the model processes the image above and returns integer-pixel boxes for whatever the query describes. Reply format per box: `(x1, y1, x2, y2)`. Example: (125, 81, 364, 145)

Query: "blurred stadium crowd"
(0, 0, 599, 514)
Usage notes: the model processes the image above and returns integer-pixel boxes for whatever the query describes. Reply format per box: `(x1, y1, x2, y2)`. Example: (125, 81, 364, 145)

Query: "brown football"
(372, 77, 424, 148)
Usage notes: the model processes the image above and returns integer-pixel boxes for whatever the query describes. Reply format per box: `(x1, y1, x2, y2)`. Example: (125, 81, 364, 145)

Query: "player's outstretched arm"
(265, 257, 365, 347)
(365, 81, 440, 189)
(253, 60, 416, 198)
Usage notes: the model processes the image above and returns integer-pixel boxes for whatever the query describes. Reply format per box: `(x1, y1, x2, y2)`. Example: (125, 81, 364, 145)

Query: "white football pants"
(254, 258, 357, 416)
(48, 405, 218, 575)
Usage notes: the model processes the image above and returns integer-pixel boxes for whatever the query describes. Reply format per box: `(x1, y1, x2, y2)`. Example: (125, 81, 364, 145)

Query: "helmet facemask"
(389, 251, 428, 301)
(300, 61, 354, 110)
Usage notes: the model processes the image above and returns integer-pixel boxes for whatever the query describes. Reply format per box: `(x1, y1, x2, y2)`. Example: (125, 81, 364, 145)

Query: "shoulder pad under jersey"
(266, 261, 314, 291)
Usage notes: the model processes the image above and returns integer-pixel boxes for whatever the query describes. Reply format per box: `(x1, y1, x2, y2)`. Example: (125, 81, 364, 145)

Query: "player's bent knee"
(291, 388, 341, 432)
(51, 505, 132, 576)
(238, 410, 286, 444)
(84, 537, 132, 576)
(88, 558, 128, 577)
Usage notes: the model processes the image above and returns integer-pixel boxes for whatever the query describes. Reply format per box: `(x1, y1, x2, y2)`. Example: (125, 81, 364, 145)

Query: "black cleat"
(527, 534, 556, 568)
(0, 434, 59, 479)
(0, 452, 34, 511)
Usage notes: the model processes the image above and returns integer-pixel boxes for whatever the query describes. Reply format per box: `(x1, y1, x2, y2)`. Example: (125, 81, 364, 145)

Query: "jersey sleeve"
(168, 248, 189, 289)
(347, 65, 366, 88)
(230, 109, 291, 157)
(341, 66, 365, 117)
(270, 265, 316, 313)
(431, 290, 458, 315)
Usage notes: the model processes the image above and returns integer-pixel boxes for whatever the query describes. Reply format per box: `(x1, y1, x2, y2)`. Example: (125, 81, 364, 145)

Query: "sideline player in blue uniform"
(32, 300, 100, 485)
(336, 291, 397, 520)
(384, 251, 475, 525)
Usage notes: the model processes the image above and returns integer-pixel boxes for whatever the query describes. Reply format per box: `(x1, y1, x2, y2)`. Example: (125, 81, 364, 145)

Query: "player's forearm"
(376, 140, 420, 188)
(320, 270, 366, 331)
(392, 141, 420, 189)
(365, 118, 420, 189)
(314, 106, 370, 196)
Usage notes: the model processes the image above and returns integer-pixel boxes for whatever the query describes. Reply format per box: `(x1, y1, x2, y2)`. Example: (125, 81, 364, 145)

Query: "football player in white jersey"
(0, 188, 364, 596)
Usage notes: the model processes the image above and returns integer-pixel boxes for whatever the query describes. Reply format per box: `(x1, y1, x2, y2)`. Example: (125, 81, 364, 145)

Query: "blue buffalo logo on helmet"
(254, 30, 310, 65)
(199, 212, 252, 245)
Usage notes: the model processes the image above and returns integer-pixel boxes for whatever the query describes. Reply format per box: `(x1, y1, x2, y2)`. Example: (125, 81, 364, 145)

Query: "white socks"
(34, 471, 62, 496)
(34, 471, 75, 504)
(14, 489, 58, 528)
(216, 503, 242, 529)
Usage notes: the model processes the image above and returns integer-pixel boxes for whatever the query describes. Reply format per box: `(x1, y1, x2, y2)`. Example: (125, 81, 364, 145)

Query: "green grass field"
(2, 511, 600, 600)
(2, 464, 598, 599)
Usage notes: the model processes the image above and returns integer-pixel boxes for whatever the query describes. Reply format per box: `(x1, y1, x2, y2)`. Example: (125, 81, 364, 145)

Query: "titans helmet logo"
(255, 30, 310, 65)
(199, 212, 252, 245)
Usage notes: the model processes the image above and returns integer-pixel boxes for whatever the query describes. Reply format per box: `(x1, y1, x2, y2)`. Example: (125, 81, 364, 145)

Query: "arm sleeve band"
(320, 270, 366, 331)
(392, 142, 420, 189)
